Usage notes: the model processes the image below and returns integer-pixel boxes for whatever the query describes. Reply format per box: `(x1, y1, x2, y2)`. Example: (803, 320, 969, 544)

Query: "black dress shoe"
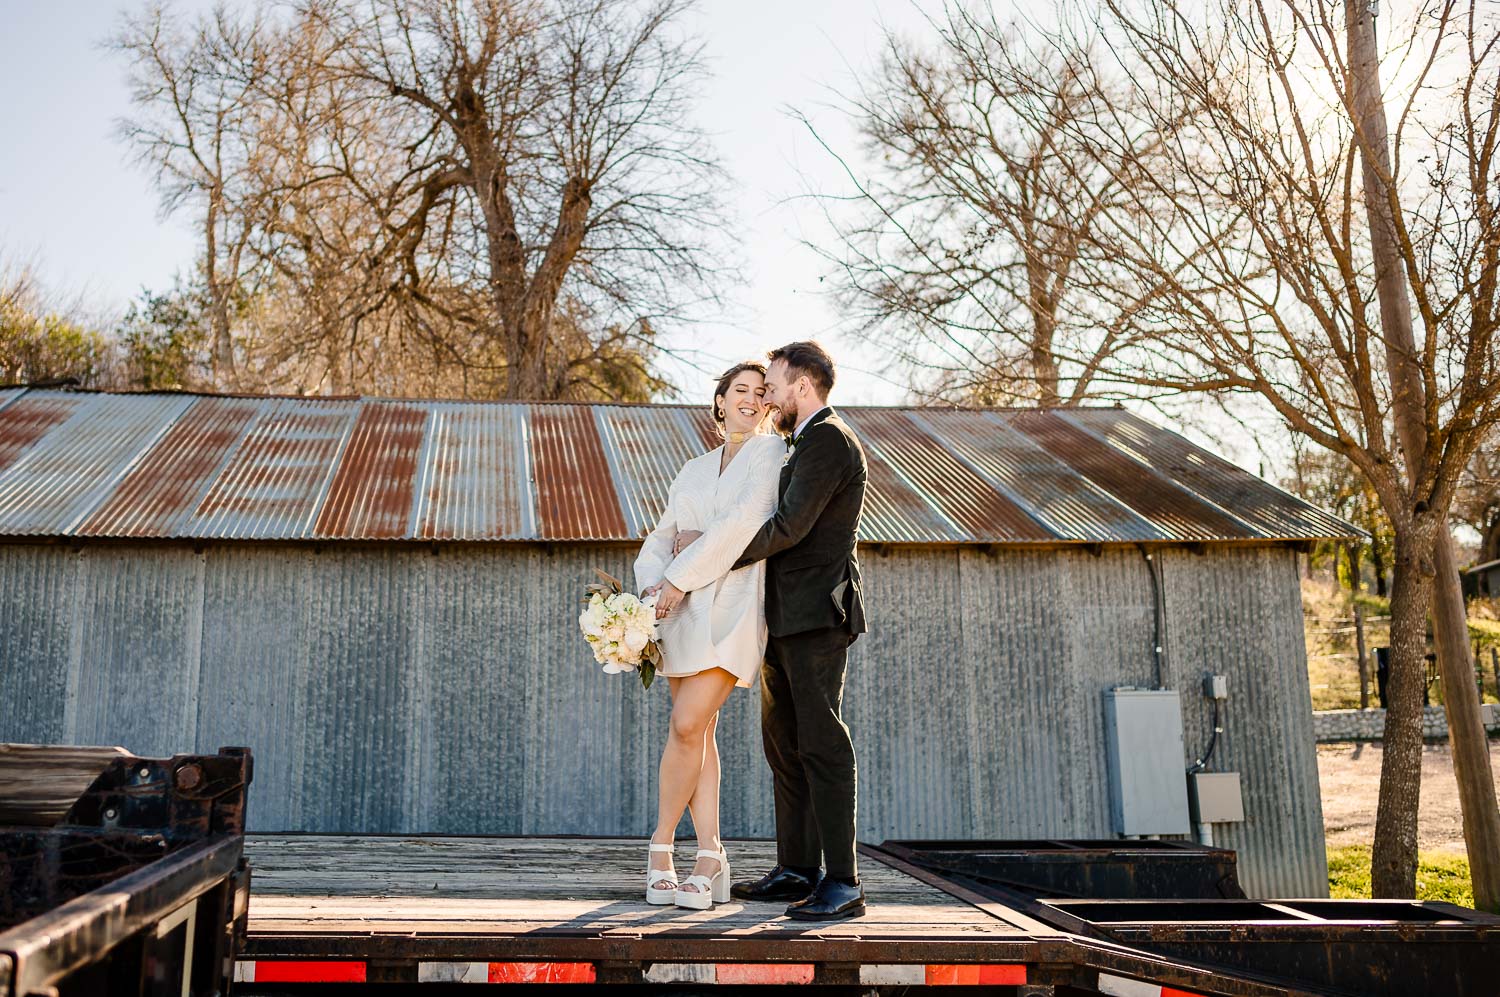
(730, 864, 819, 902)
(785, 877, 865, 920)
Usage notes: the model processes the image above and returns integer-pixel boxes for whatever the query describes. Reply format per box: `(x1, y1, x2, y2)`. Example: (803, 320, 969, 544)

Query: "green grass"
(1326, 845, 1474, 907)
(1469, 616, 1500, 651)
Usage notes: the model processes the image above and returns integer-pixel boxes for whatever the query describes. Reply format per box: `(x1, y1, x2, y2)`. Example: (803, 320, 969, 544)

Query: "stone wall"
(1313, 704, 1500, 743)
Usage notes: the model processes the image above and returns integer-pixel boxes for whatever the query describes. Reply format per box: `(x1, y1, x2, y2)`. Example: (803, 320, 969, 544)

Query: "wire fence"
(1303, 610, 1499, 711)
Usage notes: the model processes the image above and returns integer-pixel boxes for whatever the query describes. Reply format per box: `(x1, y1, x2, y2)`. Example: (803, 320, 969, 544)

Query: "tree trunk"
(1484, 510, 1500, 564)
(1371, 527, 1434, 897)
(1346, 1, 1500, 909)
(1432, 532, 1500, 911)
(1372, 539, 1389, 597)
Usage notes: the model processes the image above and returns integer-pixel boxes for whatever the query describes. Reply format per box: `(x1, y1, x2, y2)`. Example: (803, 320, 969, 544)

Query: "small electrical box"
(1203, 674, 1228, 700)
(1189, 771, 1245, 824)
(1103, 688, 1191, 836)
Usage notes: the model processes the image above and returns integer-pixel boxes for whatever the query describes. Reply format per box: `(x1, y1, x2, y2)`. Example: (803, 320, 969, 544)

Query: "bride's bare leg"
(648, 677, 685, 890)
(684, 711, 723, 891)
(653, 669, 737, 890)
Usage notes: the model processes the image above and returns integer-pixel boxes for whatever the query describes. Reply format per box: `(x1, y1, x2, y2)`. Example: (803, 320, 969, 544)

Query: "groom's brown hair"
(769, 341, 835, 398)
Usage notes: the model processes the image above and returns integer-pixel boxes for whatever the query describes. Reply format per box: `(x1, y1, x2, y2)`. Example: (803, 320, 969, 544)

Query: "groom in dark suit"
(726, 341, 869, 920)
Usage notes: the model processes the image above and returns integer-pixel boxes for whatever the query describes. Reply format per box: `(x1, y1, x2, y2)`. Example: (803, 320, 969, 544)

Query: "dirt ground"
(1318, 740, 1500, 854)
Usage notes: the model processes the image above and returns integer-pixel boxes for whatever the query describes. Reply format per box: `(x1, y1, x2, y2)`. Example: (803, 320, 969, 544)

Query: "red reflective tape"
(487, 962, 596, 983)
(715, 963, 816, 984)
(926, 964, 1027, 985)
(978, 964, 1027, 985)
(252, 961, 367, 983)
(1162, 989, 1205, 997)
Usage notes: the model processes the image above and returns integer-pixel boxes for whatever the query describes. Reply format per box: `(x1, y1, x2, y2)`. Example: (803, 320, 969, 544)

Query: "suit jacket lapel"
(799, 405, 835, 440)
(780, 405, 837, 497)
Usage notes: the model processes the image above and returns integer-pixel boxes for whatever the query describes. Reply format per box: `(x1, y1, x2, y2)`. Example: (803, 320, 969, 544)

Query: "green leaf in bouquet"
(640, 659, 656, 690)
(593, 568, 624, 592)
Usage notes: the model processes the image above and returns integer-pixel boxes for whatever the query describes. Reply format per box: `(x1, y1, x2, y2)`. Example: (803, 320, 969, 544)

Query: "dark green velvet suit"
(734, 406, 867, 878)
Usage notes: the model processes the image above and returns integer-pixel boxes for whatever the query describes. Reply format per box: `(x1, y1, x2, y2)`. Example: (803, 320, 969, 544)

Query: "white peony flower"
(578, 593, 608, 637)
(622, 623, 650, 654)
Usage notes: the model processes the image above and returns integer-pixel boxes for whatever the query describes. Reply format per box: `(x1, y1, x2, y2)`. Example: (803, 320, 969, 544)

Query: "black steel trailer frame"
(878, 839, 1500, 997)
(0, 744, 254, 997)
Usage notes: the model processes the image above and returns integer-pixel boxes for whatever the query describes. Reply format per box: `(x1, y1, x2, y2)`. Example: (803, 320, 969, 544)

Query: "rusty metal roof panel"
(0, 386, 29, 414)
(910, 409, 1164, 543)
(0, 390, 1359, 545)
(530, 404, 627, 541)
(1065, 408, 1362, 541)
(1001, 409, 1257, 542)
(411, 403, 532, 541)
(843, 408, 1055, 543)
(855, 437, 970, 544)
(79, 395, 263, 537)
(835, 412, 969, 544)
(595, 406, 707, 539)
(184, 397, 356, 539)
(0, 392, 194, 535)
(0, 392, 87, 476)
(313, 400, 427, 539)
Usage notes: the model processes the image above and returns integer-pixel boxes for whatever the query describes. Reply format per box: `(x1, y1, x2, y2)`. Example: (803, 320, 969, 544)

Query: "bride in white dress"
(633, 361, 785, 910)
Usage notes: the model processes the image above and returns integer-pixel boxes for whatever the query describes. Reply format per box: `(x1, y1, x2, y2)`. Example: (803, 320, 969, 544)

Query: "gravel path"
(1318, 740, 1500, 854)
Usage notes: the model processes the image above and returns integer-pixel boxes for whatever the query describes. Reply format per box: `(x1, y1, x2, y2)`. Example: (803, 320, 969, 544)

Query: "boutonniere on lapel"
(783, 433, 798, 463)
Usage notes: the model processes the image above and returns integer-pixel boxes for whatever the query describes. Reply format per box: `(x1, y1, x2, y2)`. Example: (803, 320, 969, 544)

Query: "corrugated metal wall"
(0, 541, 1324, 897)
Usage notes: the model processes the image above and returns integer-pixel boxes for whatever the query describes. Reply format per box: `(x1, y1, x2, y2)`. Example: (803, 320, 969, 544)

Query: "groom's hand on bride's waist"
(672, 530, 703, 555)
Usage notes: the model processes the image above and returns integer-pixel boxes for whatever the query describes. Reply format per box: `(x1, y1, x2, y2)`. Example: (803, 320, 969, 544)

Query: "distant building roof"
(0, 387, 1358, 545)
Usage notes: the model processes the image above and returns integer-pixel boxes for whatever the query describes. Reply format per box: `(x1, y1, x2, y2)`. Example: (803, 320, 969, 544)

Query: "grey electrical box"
(1189, 771, 1245, 823)
(1103, 688, 1191, 835)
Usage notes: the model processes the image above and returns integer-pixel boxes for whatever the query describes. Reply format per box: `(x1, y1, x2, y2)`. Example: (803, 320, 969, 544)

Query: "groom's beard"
(773, 403, 799, 435)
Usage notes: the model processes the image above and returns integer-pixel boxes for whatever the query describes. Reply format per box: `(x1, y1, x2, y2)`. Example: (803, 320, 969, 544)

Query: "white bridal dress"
(633, 432, 785, 687)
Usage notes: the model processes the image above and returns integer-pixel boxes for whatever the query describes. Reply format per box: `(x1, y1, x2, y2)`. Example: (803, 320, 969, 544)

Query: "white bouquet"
(579, 569, 663, 689)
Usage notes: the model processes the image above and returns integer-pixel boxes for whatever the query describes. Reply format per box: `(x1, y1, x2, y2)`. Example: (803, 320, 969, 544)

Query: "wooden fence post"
(1355, 605, 1370, 710)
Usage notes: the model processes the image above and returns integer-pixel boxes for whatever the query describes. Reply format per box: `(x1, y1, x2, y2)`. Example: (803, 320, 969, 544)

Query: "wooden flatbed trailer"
(233, 835, 1323, 996)
(7, 747, 1494, 996)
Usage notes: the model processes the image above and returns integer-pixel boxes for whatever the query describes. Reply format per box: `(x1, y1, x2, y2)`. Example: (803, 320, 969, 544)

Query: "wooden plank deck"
(242, 834, 1052, 965)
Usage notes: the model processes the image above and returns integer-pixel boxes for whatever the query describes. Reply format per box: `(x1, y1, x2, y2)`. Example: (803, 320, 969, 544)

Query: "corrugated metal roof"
(1003, 409, 1257, 542)
(0, 388, 1361, 545)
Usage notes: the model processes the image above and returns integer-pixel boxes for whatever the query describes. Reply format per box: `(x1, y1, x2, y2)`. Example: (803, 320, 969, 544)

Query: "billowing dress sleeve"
(634, 469, 683, 592)
(664, 435, 782, 593)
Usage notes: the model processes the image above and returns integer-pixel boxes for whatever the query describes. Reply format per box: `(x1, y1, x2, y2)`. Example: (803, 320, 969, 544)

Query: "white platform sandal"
(646, 842, 678, 904)
(674, 848, 730, 910)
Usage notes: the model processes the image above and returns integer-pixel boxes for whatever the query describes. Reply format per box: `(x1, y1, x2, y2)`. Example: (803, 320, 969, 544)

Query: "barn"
(0, 387, 1357, 897)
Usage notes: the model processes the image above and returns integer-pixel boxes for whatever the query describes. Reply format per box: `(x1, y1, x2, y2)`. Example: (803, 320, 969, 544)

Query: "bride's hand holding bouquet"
(578, 569, 664, 688)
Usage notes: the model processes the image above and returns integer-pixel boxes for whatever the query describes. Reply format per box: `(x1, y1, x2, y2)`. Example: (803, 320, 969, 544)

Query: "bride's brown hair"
(711, 361, 769, 440)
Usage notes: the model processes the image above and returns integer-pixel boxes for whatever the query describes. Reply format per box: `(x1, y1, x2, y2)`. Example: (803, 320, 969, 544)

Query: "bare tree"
(307, 0, 728, 398)
(1283, 438, 1396, 597)
(1344, 0, 1500, 910)
(113, 4, 278, 386)
(806, 3, 1172, 405)
(112, 0, 731, 400)
(1096, 0, 1500, 905)
(1455, 444, 1500, 565)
